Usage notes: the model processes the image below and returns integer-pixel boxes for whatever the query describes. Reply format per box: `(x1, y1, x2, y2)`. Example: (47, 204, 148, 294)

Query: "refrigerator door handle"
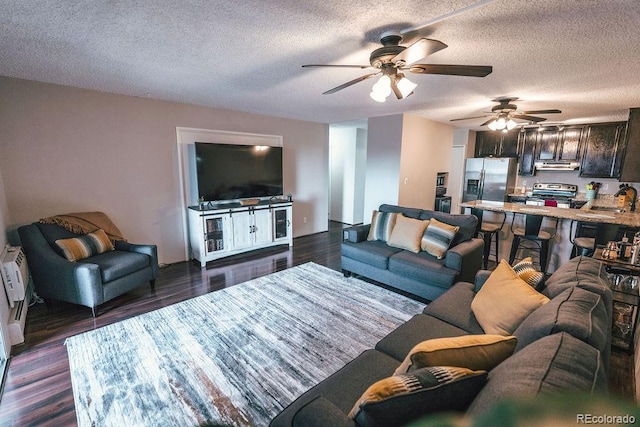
(478, 169, 485, 200)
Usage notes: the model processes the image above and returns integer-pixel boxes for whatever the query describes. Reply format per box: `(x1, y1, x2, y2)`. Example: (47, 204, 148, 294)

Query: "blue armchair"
(18, 222, 159, 316)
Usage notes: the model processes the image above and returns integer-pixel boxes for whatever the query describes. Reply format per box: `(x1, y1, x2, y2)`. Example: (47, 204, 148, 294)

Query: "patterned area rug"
(66, 262, 425, 426)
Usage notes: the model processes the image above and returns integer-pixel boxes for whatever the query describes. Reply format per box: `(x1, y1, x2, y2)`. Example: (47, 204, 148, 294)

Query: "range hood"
(534, 161, 580, 171)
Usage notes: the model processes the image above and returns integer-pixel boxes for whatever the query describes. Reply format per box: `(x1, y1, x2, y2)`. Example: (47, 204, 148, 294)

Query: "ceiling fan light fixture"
(506, 118, 518, 130)
(495, 116, 507, 130)
(395, 74, 417, 99)
(487, 119, 499, 130)
(370, 75, 392, 102)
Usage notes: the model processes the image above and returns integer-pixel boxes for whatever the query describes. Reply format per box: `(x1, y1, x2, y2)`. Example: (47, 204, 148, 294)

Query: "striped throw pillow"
(55, 229, 115, 262)
(367, 210, 398, 242)
(512, 257, 545, 289)
(421, 218, 460, 259)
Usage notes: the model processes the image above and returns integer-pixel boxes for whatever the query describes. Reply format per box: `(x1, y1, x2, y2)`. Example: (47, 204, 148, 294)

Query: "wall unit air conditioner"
(1, 246, 31, 345)
(1, 246, 29, 307)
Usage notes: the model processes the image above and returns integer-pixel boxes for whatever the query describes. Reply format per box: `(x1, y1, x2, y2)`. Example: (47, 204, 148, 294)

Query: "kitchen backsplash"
(515, 170, 640, 199)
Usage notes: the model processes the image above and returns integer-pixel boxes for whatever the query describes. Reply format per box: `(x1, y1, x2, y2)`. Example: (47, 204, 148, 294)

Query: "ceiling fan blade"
(400, 0, 498, 35)
(408, 64, 493, 77)
(302, 64, 372, 69)
(450, 115, 489, 122)
(392, 38, 448, 66)
(513, 114, 547, 122)
(521, 109, 562, 114)
(480, 118, 495, 126)
(322, 72, 380, 95)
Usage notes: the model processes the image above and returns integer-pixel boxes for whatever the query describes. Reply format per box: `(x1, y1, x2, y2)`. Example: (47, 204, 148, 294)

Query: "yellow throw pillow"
(471, 260, 550, 335)
(420, 218, 460, 259)
(394, 334, 517, 375)
(387, 215, 430, 253)
(55, 229, 115, 262)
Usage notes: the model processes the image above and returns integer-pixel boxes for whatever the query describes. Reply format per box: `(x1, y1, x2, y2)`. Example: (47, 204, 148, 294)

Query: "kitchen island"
(461, 200, 640, 273)
(461, 200, 640, 228)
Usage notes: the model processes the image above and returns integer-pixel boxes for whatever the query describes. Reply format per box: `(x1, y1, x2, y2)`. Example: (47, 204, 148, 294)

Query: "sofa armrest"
(343, 224, 371, 243)
(444, 237, 484, 283)
(115, 240, 160, 277)
(291, 397, 355, 427)
(474, 270, 493, 292)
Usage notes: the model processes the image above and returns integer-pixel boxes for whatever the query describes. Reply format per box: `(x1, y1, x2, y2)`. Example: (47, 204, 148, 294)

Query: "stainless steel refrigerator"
(462, 157, 517, 202)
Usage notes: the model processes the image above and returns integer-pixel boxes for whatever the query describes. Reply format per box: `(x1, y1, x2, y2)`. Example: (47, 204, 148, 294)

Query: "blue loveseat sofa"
(341, 204, 484, 301)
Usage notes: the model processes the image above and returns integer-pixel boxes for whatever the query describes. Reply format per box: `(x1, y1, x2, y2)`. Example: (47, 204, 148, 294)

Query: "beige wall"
(0, 77, 328, 264)
(398, 114, 454, 210)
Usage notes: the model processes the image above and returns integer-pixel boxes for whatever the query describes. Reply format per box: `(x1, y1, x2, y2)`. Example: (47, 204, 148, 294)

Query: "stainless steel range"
(526, 183, 580, 208)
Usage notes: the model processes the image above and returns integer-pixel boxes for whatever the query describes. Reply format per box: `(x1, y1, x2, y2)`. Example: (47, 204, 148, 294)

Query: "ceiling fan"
(450, 97, 562, 130)
(303, 33, 493, 102)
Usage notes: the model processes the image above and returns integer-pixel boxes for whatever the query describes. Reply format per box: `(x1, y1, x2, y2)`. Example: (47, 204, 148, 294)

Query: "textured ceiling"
(1, 0, 639, 129)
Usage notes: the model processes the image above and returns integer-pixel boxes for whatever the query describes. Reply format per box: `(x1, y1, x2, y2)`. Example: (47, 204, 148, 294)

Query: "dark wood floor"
(0, 222, 635, 425)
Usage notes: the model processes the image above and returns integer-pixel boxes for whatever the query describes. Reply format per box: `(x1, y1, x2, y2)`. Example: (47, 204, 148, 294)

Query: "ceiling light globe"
(396, 76, 417, 98)
(488, 120, 498, 130)
(506, 119, 518, 130)
(495, 117, 506, 129)
(370, 91, 387, 103)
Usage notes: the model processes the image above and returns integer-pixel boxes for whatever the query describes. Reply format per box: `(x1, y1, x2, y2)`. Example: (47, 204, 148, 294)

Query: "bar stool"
(569, 221, 620, 258)
(471, 208, 506, 269)
(508, 213, 558, 274)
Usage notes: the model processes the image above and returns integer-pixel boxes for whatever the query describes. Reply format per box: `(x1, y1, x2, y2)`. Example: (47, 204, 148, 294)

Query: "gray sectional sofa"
(341, 204, 484, 301)
(270, 256, 612, 426)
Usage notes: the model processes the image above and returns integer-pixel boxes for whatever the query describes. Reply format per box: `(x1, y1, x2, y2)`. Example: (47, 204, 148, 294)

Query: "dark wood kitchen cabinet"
(620, 108, 640, 182)
(535, 126, 583, 162)
(557, 127, 583, 161)
(518, 129, 538, 176)
(580, 122, 627, 178)
(475, 130, 520, 158)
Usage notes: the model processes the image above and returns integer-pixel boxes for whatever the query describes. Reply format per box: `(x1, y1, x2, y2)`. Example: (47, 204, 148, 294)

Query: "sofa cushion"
(349, 366, 487, 427)
(471, 260, 549, 335)
(387, 215, 429, 253)
(341, 240, 403, 270)
(35, 222, 82, 256)
(419, 210, 478, 246)
(81, 250, 151, 283)
(422, 282, 484, 334)
(379, 204, 423, 219)
(367, 210, 398, 242)
(420, 218, 460, 259)
(387, 251, 457, 289)
(394, 335, 517, 375)
(292, 397, 355, 427)
(512, 257, 545, 289)
(466, 332, 608, 417)
(55, 229, 115, 262)
(269, 349, 400, 427)
(543, 256, 609, 299)
(513, 286, 609, 354)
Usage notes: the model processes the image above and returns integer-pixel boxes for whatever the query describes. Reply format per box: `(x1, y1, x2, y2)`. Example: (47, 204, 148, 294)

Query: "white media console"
(188, 200, 293, 267)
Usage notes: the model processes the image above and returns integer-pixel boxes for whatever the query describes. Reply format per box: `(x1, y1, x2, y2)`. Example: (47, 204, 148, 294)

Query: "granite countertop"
(462, 200, 640, 228)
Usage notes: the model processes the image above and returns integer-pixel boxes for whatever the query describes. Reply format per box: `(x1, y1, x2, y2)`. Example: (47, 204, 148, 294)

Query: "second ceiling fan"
(303, 33, 493, 102)
(451, 97, 562, 130)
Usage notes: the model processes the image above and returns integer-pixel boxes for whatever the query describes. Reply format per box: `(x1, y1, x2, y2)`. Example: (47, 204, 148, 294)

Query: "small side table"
(594, 248, 640, 353)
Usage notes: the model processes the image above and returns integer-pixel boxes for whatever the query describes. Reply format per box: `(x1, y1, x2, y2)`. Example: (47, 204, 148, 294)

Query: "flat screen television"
(195, 142, 283, 202)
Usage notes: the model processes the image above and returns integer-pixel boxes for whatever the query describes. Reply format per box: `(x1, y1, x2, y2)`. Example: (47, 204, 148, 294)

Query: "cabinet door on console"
(231, 211, 254, 250)
(253, 208, 273, 245)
